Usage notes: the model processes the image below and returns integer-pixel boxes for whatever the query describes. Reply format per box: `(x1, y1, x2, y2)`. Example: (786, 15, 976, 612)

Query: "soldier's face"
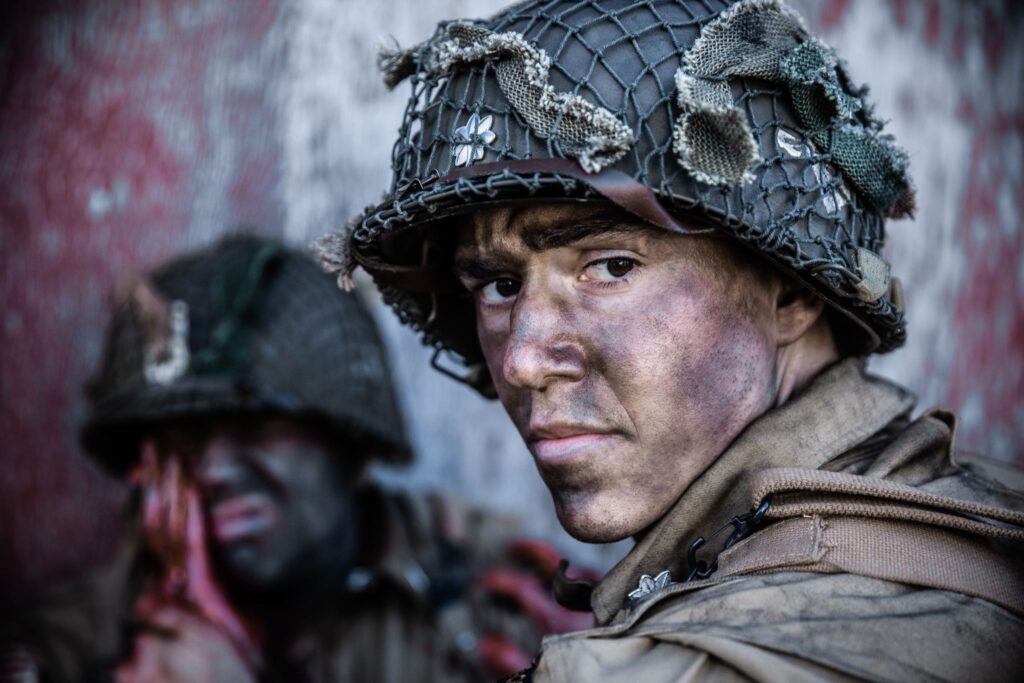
(183, 417, 359, 589)
(455, 204, 780, 542)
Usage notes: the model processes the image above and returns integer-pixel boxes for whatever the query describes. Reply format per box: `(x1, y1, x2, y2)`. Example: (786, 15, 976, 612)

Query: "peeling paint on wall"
(0, 0, 287, 598)
(799, 0, 1024, 462)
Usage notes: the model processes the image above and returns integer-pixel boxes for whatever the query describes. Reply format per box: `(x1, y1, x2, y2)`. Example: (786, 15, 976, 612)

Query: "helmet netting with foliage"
(319, 0, 913, 394)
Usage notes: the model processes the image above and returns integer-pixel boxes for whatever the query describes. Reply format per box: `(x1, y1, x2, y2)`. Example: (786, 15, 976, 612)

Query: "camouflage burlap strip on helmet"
(377, 40, 419, 91)
(318, 0, 916, 378)
(673, 0, 913, 218)
(314, 231, 355, 291)
(431, 23, 635, 173)
(671, 0, 808, 185)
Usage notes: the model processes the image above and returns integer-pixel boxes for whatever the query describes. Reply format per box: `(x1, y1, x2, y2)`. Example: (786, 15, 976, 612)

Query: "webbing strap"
(753, 467, 1024, 540)
(716, 515, 1024, 617)
(717, 467, 1024, 616)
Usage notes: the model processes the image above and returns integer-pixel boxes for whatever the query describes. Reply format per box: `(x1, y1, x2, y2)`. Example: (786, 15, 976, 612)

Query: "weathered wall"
(2, 0, 1021, 598)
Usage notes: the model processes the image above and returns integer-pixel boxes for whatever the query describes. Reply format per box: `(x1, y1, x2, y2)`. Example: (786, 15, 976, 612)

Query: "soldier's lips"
(210, 494, 277, 544)
(530, 432, 619, 464)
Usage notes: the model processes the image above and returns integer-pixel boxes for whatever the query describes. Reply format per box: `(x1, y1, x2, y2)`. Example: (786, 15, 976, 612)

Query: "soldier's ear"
(773, 279, 826, 347)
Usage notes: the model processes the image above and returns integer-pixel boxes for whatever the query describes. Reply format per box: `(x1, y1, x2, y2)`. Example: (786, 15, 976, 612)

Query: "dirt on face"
(455, 204, 782, 542)
(176, 416, 361, 590)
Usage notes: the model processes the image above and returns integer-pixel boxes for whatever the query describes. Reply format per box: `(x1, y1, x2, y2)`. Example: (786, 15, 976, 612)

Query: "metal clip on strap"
(684, 496, 773, 582)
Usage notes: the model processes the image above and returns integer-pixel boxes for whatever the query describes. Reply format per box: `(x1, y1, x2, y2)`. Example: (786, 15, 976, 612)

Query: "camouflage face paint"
(184, 416, 361, 591)
(456, 204, 780, 542)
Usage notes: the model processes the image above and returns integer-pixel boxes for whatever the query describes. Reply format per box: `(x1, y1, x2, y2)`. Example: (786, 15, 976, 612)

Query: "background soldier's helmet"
(318, 0, 914, 396)
(83, 234, 411, 474)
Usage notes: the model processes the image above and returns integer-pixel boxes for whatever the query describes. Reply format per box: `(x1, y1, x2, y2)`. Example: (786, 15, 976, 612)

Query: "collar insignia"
(627, 569, 675, 603)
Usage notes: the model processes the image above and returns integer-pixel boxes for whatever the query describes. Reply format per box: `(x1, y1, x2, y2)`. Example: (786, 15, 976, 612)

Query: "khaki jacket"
(532, 360, 1024, 682)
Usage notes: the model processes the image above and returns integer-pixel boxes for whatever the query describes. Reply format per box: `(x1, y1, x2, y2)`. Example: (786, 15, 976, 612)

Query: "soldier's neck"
(773, 315, 840, 407)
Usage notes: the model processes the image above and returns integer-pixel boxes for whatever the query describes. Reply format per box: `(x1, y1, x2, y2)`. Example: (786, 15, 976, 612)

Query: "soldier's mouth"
(210, 493, 277, 543)
(530, 431, 619, 464)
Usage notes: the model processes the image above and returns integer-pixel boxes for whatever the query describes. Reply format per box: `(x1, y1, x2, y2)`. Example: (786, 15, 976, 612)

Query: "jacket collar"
(590, 359, 915, 625)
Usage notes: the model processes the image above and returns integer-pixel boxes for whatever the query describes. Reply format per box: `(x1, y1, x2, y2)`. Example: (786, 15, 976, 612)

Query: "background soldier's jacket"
(529, 360, 1024, 682)
(1, 487, 532, 683)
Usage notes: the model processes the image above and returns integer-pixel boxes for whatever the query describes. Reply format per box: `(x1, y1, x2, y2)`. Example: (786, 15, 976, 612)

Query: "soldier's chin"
(214, 542, 290, 589)
(551, 490, 640, 543)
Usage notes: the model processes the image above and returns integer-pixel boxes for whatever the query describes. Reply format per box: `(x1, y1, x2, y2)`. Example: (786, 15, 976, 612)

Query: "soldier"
(2, 234, 588, 682)
(317, 0, 1024, 680)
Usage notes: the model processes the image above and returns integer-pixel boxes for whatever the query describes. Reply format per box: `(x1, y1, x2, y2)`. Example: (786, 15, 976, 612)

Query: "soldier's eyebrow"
(520, 215, 651, 251)
(453, 209, 657, 281)
(452, 257, 511, 282)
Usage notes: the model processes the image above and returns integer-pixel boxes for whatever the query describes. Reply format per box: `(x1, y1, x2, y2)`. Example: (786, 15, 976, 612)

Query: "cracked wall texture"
(1, 0, 1021, 598)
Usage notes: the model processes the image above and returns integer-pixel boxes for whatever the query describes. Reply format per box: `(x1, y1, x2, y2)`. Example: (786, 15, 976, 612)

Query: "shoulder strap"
(753, 467, 1024, 539)
(715, 467, 1024, 617)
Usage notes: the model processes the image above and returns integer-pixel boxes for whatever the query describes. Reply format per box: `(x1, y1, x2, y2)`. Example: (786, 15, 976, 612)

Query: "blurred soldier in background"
(2, 234, 590, 682)
(321, 0, 1024, 680)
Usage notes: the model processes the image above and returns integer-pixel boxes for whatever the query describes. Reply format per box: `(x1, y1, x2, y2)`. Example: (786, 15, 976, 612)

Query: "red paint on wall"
(982, 8, 1007, 73)
(819, 0, 851, 31)
(0, 0, 283, 601)
(922, 0, 942, 47)
(947, 114, 1024, 449)
(950, 10, 966, 62)
(889, 0, 911, 28)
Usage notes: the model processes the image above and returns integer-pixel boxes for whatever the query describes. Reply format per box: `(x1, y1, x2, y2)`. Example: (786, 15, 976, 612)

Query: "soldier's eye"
(479, 278, 520, 304)
(584, 257, 638, 282)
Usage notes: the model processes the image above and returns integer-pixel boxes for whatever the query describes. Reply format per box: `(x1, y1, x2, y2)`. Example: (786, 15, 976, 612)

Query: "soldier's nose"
(502, 287, 585, 391)
(194, 435, 247, 493)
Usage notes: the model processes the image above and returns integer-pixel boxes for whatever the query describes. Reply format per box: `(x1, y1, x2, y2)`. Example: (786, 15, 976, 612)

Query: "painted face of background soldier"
(2, 234, 591, 683)
(321, 0, 1024, 680)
